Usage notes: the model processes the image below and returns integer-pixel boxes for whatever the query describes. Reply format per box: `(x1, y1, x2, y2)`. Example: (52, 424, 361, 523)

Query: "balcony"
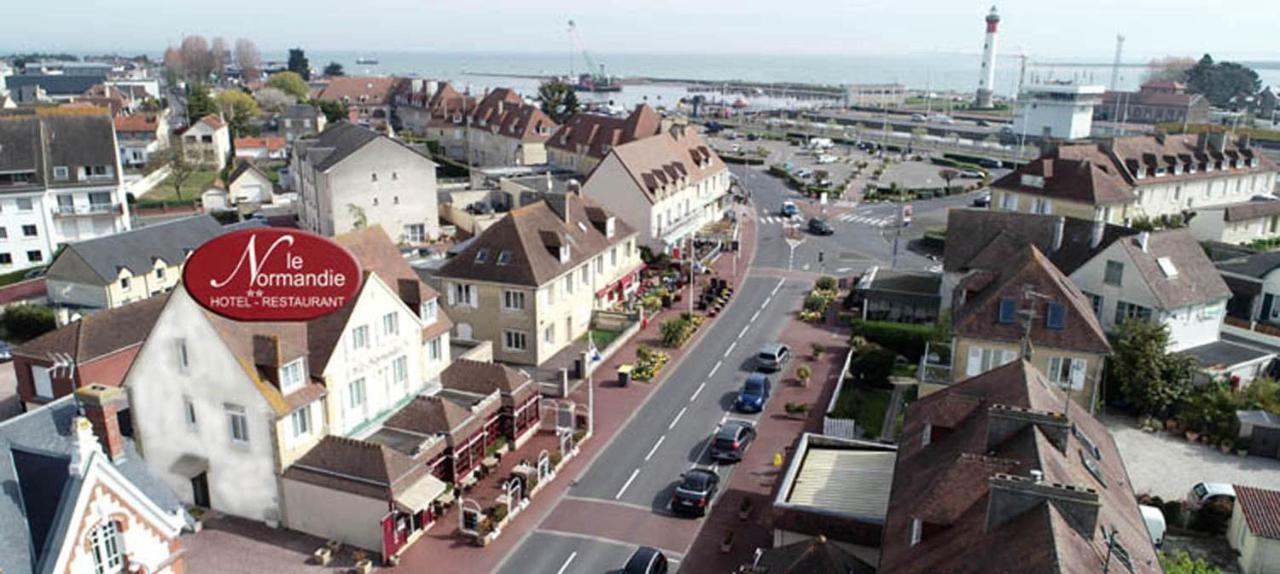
(52, 203, 122, 218)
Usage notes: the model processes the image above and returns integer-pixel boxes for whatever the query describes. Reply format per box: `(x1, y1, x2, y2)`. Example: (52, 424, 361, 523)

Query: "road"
(495, 164, 956, 574)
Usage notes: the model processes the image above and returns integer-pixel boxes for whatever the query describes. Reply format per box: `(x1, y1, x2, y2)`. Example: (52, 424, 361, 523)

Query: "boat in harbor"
(355, 57, 379, 65)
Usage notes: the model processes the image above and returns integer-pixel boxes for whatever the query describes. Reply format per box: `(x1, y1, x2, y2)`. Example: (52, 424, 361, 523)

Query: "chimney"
(1208, 131, 1228, 153)
(986, 474, 1100, 538)
(1137, 231, 1150, 253)
(1089, 220, 1106, 249)
(68, 416, 100, 478)
(1196, 132, 1210, 152)
(75, 384, 128, 462)
(253, 334, 281, 367)
(1051, 216, 1065, 253)
(986, 404, 1071, 453)
(397, 278, 422, 313)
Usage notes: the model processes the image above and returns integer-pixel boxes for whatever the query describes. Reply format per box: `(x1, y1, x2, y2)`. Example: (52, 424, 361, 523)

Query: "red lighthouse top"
(985, 6, 1000, 32)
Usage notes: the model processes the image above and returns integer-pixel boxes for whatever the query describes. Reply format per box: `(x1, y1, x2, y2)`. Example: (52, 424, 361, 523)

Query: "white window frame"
(279, 358, 306, 394)
(420, 300, 438, 325)
(175, 338, 190, 373)
(503, 290, 525, 311)
(226, 404, 249, 445)
(910, 518, 922, 547)
(183, 397, 198, 430)
(392, 355, 409, 389)
(504, 329, 528, 352)
(289, 405, 312, 442)
(351, 325, 369, 349)
(427, 338, 441, 361)
(88, 520, 124, 574)
(383, 312, 399, 336)
(32, 366, 54, 399)
(348, 378, 366, 413)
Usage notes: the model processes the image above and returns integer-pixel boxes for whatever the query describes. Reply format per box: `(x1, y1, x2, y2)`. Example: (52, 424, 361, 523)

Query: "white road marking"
(836, 267, 851, 273)
(738, 325, 750, 339)
(720, 411, 730, 424)
(750, 309, 761, 322)
(556, 552, 578, 574)
(690, 381, 707, 402)
(773, 278, 786, 294)
(803, 263, 811, 270)
(669, 407, 688, 430)
(709, 360, 722, 378)
(761, 297, 771, 309)
(645, 436, 666, 461)
(724, 341, 737, 357)
(615, 469, 641, 499)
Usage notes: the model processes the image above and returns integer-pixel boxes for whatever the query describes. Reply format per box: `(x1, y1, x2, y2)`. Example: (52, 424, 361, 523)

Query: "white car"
(1186, 482, 1236, 510)
(1139, 505, 1166, 547)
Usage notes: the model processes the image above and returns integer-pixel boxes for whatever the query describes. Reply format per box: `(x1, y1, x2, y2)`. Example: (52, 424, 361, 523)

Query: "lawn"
(144, 170, 219, 202)
(581, 328, 623, 351)
(830, 380, 892, 436)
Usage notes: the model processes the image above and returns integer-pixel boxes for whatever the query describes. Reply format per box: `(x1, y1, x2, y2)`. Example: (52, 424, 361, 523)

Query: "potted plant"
(738, 496, 754, 520)
(492, 503, 510, 526)
(811, 342, 826, 360)
(796, 364, 812, 387)
(720, 530, 735, 553)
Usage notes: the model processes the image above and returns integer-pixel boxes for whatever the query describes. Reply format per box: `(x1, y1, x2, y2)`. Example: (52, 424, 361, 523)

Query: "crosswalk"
(759, 215, 802, 225)
(835, 212, 895, 227)
(756, 211, 901, 228)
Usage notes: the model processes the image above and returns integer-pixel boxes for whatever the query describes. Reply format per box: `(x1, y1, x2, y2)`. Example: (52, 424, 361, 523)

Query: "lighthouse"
(975, 6, 1000, 108)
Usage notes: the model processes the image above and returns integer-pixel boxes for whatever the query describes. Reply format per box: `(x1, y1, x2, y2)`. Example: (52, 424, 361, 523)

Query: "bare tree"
(234, 38, 261, 82)
(210, 37, 228, 78)
(179, 35, 213, 82)
(162, 46, 184, 80)
(1143, 56, 1197, 84)
(254, 87, 295, 112)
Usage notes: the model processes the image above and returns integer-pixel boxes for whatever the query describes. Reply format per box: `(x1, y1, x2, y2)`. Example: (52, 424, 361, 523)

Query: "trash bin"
(617, 364, 634, 387)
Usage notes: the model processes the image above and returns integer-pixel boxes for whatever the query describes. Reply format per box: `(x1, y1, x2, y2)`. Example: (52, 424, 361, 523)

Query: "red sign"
(183, 228, 362, 321)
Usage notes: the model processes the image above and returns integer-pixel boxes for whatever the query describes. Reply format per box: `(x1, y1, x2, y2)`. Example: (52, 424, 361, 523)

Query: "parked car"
(1186, 482, 1236, 510)
(736, 373, 773, 413)
(935, 115, 955, 125)
(756, 343, 791, 372)
(911, 113, 927, 122)
(0, 341, 11, 362)
(971, 191, 991, 208)
(960, 170, 984, 179)
(976, 119, 991, 127)
(1139, 505, 1166, 548)
(807, 218, 834, 235)
(672, 468, 720, 517)
(780, 201, 799, 218)
(623, 547, 669, 574)
(710, 421, 757, 462)
(978, 158, 1003, 169)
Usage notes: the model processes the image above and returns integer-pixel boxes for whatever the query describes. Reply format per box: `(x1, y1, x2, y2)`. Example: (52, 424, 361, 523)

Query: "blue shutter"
(998, 297, 1017, 323)
(1046, 303, 1066, 329)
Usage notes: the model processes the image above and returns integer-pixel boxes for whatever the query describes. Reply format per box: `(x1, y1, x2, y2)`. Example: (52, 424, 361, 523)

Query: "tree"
(157, 142, 195, 202)
(179, 35, 214, 81)
(162, 46, 184, 83)
(317, 99, 349, 123)
(1112, 320, 1197, 418)
(939, 168, 959, 188)
(1143, 56, 1197, 83)
(538, 80, 580, 124)
(1184, 54, 1262, 108)
(267, 71, 310, 100)
(287, 48, 311, 81)
(0, 305, 57, 343)
(323, 61, 345, 77)
(348, 204, 368, 229)
(1158, 551, 1221, 574)
(234, 38, 261, 82)
(254, 87, 295, 112)
(186, 83, 216, 124)
(215, 89, 261, 137)
(209, 37, 228, 78)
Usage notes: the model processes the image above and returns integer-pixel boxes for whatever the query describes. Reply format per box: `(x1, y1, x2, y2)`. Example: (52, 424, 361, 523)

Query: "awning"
(395, 473, 449, 513)
(595, 264, 647, 298)
(169, 454, 209, 479)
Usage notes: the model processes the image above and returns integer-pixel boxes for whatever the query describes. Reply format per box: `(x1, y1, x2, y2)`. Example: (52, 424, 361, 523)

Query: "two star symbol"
(244, 289, 265, 297)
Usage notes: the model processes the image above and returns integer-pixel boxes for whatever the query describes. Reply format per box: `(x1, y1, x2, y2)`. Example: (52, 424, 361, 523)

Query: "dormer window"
(279, 358, 306, 394)
(1154, 167, 1166, 176)
(910, 518, 923, 546)
(496, 250, 512, 266)
(475, 248, 489, 263)
(559, 245, 570, 264)
(605, 217, 616, 238)
(922, 423, 932, 446)
(53, 166, 68, 180)
(1134, 167, 1147, 179)
(420, 300, 438, 325)
(1019, 174, 1044, 189)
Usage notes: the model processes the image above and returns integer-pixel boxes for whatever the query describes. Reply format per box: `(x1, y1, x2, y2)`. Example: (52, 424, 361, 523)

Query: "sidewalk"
(390, 209, 759, 573)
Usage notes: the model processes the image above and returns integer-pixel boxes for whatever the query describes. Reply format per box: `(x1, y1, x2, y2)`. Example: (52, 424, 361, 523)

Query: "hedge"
(850, 320, 940, 362)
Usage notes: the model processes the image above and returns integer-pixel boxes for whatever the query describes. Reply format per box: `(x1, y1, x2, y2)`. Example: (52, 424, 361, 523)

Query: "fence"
(822, 348, 863, 439)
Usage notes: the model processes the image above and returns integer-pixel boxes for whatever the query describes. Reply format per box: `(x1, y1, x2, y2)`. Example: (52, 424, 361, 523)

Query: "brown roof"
(754, 536, 875, 574)
(192, 114, 224, 130)
(1113, 230, 1231, 309)
(317, 76, 401, 106)
(1224, 200, 1280, 222)
(283, 435, 431, 500)
(1106, 133, 1277, 184)
(1235, 485, 1280, 540)
(421, 82, 477, 127)
(546, 104, 662, 159)
(112, 114, 158, 133)
(943, 209, 1137, 276)
(197, 303, 323, 414)
(234, 136, 285, 151)
(441, 359, 536, 408)
(1102, 90, 1201, 108)
(383, 394, 499, 446)
(16, 295, 168, 364)
(470, 88, 557, 143)
(953, 245, 1111, 354)
(438, 195, 635, 287)
(605, 126, 727, 204)
(880, 360, 1161, 574)
(992, 145, 1134, 206)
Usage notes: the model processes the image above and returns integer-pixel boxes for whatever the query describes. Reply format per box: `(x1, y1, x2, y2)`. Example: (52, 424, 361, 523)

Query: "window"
(504, 329, 528, 352)
(595, 256, 603, 274)
(504, 290, 525, 311)
(349, 377, 367, 413)
(1082, 291, 1103, 318)
(22, 224, 37, 237)
(427, 338, 441, 361)
(564, 275, 574, 295)
(420, 300, 438, 324)
(226, 404, 249, 444)
(279, 358, 305, 393)
(26, 251, 40, 263)
(184, 397, 198, 429)
(1115, 301, 1152, 325)
(1104, 260, 1124, 286)
(16, 198, 32, 211)
(88, 520, 124, 574)
(404, 224, 426, 243)
(1045, 303, 1066, 329)
(383, 312, 399, 336)
(393, 355, 408, 387)
(53, 166, 69, 180)
(175, 338, 190, 372)
(475, 248, 489, 263)
(351, 325, 369, 349)
(450, 283, 476, 307)
(32, 366, 53, 399)
(1047, 357, 1087, 390)
(544, 323, 556, 345)
(610, 247, 618, 267)
(998, 297, 1017, 323)
(156, 267, 166, 279)
(371, 172, 378, 182)
(1032, 197, 1051, 215)
(289, 405, 311, 440)
(922, 423, 932, 447)
(0, 253, 9, 265)
(0, 227, 7, 240)
(910, 518, 922, 547)
(1000, 193, 1018, 211)
(119, 277, 130, 290)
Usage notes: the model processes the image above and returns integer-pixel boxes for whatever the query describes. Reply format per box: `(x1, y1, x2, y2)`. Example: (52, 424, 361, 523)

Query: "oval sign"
(183, 228, 362, 321)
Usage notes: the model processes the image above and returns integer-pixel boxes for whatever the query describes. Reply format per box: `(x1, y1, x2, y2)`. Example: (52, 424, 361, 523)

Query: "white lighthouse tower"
(975, 6, 1001, 108)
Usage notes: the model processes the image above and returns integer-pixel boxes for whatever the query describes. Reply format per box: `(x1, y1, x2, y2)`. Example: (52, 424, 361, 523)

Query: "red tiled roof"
(195, 114, 224, 130)
(1235, 485, 1280, 540)
(317, 76, 401, 106)
(112, 114, 158, 133)
(605, 126, 727, 205)
(16, 295, 168, 364)
(234, 136, 285, 151)
(546, 104, 662, 159)
(469, 88, 557, 143)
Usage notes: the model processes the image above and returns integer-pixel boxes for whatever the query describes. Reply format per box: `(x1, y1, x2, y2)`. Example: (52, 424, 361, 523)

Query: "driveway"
(1103, 413, 1280, 501)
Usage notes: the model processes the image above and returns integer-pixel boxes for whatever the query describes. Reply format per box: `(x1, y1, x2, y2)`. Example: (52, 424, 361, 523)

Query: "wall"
(45, 279, 110, 310)
(581, 155, 657, 246)
(991, 190, 1112, 223)
(281, 478, 386, 553)
(16, 347, 142, 407)
(229, 169, 274, 204)
(953, 336, 1104, 410)
(324, 138, 440, 242)
(547, 146, 603, 176)
(1125, 170, 1277, 221)
(59, 470, 183, 574)
(104, 262, 181, 308)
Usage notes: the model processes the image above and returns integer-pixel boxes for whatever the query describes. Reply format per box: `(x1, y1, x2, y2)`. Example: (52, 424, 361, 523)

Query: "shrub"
(804, 294, 832, 314)
(796, 364, 812, 383)
(1, 304, 57, 343)
(549, 451, 563, 467)
(815, 276, 838, 291)
(849, 320, 939, 362)
(812, 342, 826, 357)
(492, 503, 509, 524)
(660, 317, 695, 348)
(1158, 551, 1221, 574)
(849, 343, 897, 389)
(1190, 499, 1233, 535)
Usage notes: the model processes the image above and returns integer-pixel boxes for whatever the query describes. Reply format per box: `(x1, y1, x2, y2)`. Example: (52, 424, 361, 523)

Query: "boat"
(573, 72, 622, 93)
(355, 57, 379, 65)
(732, 98, 750, 109)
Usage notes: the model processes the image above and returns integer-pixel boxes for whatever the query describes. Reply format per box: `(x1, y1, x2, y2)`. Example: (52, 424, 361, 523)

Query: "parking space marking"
(556, 552, 578, 574)
(645, 436, 666, 461)
(669, 407, 688, 430)
(615, 468, 640, 499)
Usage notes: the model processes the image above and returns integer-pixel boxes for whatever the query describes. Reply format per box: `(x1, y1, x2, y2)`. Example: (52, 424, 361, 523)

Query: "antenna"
(1109, 35, 1126, 91)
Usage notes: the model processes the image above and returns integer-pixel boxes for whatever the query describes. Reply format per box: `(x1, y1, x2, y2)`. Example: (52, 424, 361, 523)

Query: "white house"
(226, 161, 275, 205)
(1188, 199, 1280, 245)
(581, 124, 731, 254)
(293, 122, 440, 243)
(1012, 83, 1104, 141)
(113, 113, 170, 167)
(180, 114, 231, 170)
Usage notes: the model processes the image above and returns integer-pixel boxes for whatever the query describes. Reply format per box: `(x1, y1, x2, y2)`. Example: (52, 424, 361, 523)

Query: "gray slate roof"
(1178, 340, 1274, 370)
(297, 122, 431, 172)
(5, 75, 105, 96)
(1113, 230, 1232, 309)
(0, 396, 187, 574)
(0, 110, 119, 192)
(45, 215, 227, 286)
(1217, 251, 1280, 281)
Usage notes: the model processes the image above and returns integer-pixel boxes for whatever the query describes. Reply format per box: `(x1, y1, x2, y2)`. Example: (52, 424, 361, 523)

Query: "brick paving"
(184, 512, 356, 573)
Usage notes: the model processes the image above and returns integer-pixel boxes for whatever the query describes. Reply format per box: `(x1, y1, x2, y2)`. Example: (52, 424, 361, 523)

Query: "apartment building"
(278, 103, 327, 143)
(314, 76, 404, 131)
(430, 88, 557, 167)
(180, 114, 231, 170)
(437, 194, 641, 365)
(0, 107, 132, 270)
(545, 104, 663, 174)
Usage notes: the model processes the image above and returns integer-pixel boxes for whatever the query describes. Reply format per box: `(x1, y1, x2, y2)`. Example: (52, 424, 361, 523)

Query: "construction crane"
(567, 20, 621, 92)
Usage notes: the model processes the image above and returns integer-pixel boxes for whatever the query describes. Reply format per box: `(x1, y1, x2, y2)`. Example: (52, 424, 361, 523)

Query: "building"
(12, 295, 166, 411)
(0, 107, 132, 270)
(44, 214, 230, 313)
(126, 227, 451, 525)
(234, 136, 287, 160)
(314, 76, 404, 131)
(112, 113, 169, 166)
(278, 103, 327, 142)
(180, 114, 231, 170)
(1257, 86, 1278, 122)
(992, 133, 1278, 225)
(950, 245, 1112, 410)
(974, 6, 1000, 108)
(0, 389, 189, 574)
(1218, 250, 1280, 326)
(396, 80, 475, 146)
(880, 360, 1161, 573)
(225, 160, 276, 205)
(5, 66, 109, 104)
(293, 122, 439, 242)
(1229, 485, 1280, 573)
(852, 267, 941, 324)
(1096, 80, 1210, 126)
(431, 88, 557, 167)
(1011, 83, 1104, 141)
(545, 104, 663, 174)
(580, 124, 730, 252)
(436, 194, 641, 365)
(439, 359, 541, 448)
(1188, 199, 1280, 245)
(844, 84, 907, 109)
(747, 536, 875, 574)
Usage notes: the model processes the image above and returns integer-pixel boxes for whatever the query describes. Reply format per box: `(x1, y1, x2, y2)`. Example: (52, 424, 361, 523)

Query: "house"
(879, 360, 1161, 574)
(439, 359, 541, 448)
(180, 114, 231, 170)
(0, 388, 189, 574)
(397, 80, 475, 146)
(234, 136, 287, 160)
(436, 194, 641, 365)
(79, 83, 147, 115)
(852, 267, 941, 324)
(125, 227, 451, 525)
(225, 160, 276, 205)
(1188, 198, 1280, 245)
(580, 124, 731, 253)
(278, 103, 327, 142)
(112, 113, 169, 167)
(746, 535, 876, 574)
(0, 107, 132, 270)
(1257, 87, 1278, 122)
(5, 67, 108, 103)
(1096, 80, 1210, 125)
(1011, 83, 1104, 141)
(1228, 485, 1280, 573)
(546, 104, 663, 174)
(992, 133, 1278, 225)
(429, 88, 557, 167)
(201, 182, 230, 211)
(292, 122, 439, 243)
(12, 295, 166, 411)
(950, 245, 1112, 410)
(314, 76, 404, 131)
(44, 214, 232, 313)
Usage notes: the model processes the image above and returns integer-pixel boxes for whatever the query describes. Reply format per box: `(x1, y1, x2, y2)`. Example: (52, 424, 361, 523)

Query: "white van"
(1139, 505, 1166, 547)
(1187, 482, 1236, 510)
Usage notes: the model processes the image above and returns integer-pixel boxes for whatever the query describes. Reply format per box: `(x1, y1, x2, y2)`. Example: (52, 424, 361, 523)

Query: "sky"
(2, 0, 1276, 62)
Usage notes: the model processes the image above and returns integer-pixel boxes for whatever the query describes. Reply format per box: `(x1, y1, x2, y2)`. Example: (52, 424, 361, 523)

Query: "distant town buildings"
(546, 104, 664, 174)
(430, 87, 558, 167)
(314, 76, 403, 131)
(1096, 80, 1210, 126)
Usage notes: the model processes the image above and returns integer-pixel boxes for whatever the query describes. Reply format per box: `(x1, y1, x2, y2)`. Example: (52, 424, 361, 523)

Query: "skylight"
(1156, 257, 1178, 278)
(496, 250, 512, 266)
(475, 248, 489, 263)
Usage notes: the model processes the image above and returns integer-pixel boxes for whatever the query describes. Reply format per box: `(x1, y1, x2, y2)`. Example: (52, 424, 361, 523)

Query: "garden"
(800, 276, 839, 323)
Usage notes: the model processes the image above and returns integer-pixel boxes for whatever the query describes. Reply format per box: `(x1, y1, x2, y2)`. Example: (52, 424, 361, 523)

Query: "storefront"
(381, 472, 448, 562)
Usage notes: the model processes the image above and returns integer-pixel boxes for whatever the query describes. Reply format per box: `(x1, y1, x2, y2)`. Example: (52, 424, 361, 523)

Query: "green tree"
(348, 204, 368, 229)
(1112, 320, 1197, 418)
(1, 305, 57, 343)
(214, 89, 261, 138)
(185, 83, 216, 124)
(1185, 54, 1262, 108)
(537, 80, 580, 124)
(1158, 551, 1221, 574)
(316, 99, 350, 123)
(323, 61, 345, 77)
(267, 71, 310, 101)
(287, 48, 310, 81)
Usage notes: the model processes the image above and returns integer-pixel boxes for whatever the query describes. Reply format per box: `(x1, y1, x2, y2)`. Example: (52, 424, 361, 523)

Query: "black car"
(710, 421, 756, 462)
(672, 468, 720, 517)
(807, 218, 834, 235)
(971, 192, 991, 208)
(623, 547, 669, 574)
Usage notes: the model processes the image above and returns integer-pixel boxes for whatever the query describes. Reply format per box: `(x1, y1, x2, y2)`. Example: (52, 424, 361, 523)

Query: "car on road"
(780, 201, 799, 218)
(710, 420, 757, 462)
(623, 547, 669, 574)
(960, 170, 984, 179)
(935, 114, 955, 125)
(976, 119, 991, 127)
(807, 218, 834, 235)
(672, 468, 720, 517)
(736, 373, 773, 413)
(1186, 482, 1236, 510)
(971, 191, 991, 208)
(979, 158, 1003, 169)
(756, 343, 791, 372)
(911, 113, 927, 122)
